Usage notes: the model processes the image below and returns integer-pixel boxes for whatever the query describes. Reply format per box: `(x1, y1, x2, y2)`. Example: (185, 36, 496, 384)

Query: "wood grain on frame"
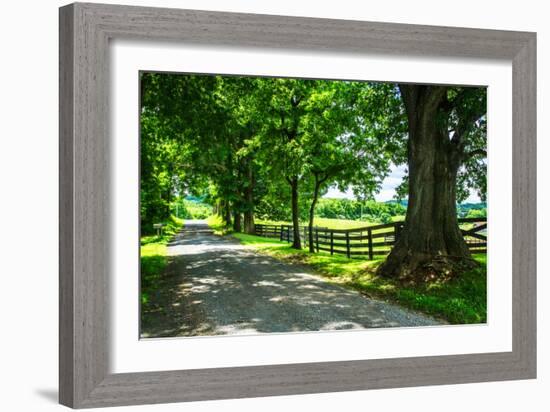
(59, 2, 536, 408)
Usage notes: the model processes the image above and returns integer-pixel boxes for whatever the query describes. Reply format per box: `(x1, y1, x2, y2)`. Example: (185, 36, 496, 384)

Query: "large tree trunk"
(243, 163, 255, 234)
(378, 85, 476, 280)
(233, 211, 242, 232)
(290, 177, 302, 249)
(223, 200, 232, 227)
(308, 179, 321, 253)
(243, 210, 255, 234)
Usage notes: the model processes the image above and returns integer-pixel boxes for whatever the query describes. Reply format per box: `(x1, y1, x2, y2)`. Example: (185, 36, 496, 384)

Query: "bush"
(466, 208, 487, 218)
(379, 212, 392, 224)
(315, 198, 406, 223)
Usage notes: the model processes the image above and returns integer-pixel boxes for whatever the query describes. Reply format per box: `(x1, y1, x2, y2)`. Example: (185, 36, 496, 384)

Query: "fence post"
(280, 225, 283, 241)
(330, 231, 334, 255)
(287, 226, 290, 242)
(367, 228, 373, 260)
(346, 231, 351, 258)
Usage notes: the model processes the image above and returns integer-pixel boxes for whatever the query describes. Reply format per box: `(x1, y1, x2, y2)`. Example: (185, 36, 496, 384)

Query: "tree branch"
(424, 85, 449, 111)
(398, 84, 417, 116)
(465, 148, 487, 159)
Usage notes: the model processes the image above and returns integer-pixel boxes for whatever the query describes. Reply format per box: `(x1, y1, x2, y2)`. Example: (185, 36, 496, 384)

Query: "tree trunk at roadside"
(308, 178, 322, 253)
(233, 211, 242, 232)
(223, 200, 232, 227)
(377, 85, 476, 280)
(290, 177, 302, 249)
(243, 210, 255, 234)
(243, 163, 256, 234)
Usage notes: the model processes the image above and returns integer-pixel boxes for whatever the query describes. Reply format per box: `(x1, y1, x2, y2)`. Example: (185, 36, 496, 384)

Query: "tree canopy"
(140, 73, 407, 234)
(140, 72, 487, 278)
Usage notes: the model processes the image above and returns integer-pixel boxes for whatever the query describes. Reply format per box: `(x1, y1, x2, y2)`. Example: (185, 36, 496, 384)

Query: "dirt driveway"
(140, 220, 440, 338)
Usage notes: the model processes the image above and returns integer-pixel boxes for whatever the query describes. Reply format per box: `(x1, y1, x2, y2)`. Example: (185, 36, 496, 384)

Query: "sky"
(323, 163, 482, 203)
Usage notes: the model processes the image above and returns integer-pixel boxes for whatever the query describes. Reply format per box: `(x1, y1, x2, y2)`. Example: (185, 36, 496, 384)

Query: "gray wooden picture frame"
(59, 2, 536, 409)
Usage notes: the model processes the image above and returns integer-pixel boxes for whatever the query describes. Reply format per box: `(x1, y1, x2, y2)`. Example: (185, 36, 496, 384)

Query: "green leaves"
(139, 73, 486, 234)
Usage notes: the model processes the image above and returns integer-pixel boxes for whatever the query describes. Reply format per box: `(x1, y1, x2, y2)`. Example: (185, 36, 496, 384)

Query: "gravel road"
(140, 220, 441, 338)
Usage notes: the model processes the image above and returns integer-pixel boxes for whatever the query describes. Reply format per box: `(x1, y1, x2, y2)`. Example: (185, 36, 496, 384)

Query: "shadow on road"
(141, 221, 439, 338)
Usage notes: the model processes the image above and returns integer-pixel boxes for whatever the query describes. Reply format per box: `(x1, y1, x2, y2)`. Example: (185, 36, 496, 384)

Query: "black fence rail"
(458, 217, 488, 253)
(254, 223, 281, 239)
(254, 217, 487, 259)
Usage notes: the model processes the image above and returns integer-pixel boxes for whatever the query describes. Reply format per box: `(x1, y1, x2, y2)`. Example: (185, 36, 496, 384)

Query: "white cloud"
(324, 186, 355, 199)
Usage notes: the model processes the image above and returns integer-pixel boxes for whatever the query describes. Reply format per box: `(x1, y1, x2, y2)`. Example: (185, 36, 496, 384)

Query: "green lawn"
(257, 217, 376, 229)
(140, 215, 184, 306)
(232, 232, 487, 324)
(257, 216, 406, 230)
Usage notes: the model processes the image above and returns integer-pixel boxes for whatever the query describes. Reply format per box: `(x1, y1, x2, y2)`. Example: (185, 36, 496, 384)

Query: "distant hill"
(385, 199, 408, 207)
(184, 195, 207, 203)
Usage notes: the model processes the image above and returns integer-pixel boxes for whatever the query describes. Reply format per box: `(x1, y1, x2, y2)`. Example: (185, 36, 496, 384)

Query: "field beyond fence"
(254, 217, 487, 259)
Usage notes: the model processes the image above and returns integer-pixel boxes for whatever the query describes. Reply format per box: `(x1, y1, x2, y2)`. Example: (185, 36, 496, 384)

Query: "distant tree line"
(313, 199, 405, 224)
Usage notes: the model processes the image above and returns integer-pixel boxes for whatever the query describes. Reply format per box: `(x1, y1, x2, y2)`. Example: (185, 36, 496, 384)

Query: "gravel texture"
(140, 220, 441, 338)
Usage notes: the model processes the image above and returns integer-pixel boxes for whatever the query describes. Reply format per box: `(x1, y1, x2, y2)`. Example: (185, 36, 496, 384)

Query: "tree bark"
(308, 177, 322, 253)
(243, 210, 255, 234)
(223, 200, 232, 227)
(290, 177, 302, 249)
(233, 211, 242, 232)
(243, 163, 256, 234)
(378, 85, 476, 280)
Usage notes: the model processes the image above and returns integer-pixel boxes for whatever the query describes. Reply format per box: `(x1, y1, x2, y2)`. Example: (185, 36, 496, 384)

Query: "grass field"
(256, 216, 405, 230)
(232, 232, 487, 324)
(257, 216, 405, 256)
(140, 215, 184, 306)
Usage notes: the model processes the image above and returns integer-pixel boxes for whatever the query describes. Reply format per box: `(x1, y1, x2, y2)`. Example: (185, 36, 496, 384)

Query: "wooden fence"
(254, 217, 487, 259)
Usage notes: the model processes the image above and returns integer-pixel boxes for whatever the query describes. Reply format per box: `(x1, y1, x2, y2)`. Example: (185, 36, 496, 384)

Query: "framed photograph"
(59, 2, 536, 408)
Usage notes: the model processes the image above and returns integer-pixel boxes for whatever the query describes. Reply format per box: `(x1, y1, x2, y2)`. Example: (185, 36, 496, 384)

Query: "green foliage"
(140, 72, 486, 253)
(171, 198, 212, 220)
(140, 72, 226, 232)
(138, 72, 488, 321)
(449, 88, 488, 203)
(139, 74, 405, 232)
(206, 214, 233, 235)
(465, 208, 487, 218)
(315, 198, 406, 222)
(233, 233, 486, 324)
(141, 215, 184, 241)
(393, 87, 487, 203)
(185, 201, 212, 219)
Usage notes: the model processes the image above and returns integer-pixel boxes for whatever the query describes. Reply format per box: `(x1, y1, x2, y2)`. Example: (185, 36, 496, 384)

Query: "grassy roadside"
(231, 232, 487, 324)
(140, 215, 184, 305)
(206, 214, 234, 235)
